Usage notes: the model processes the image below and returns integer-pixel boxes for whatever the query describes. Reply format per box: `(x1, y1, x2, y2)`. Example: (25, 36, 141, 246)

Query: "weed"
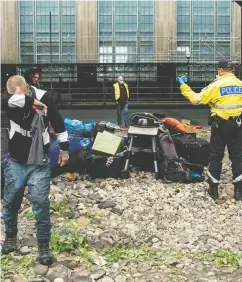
(175, 250, 184, 259)
(50, 201, 73, 219)
(1, 250, 37, 279)
(50, 220, 93, 265)
(102, 245, 164, 264)
(204, 251, 242, 268)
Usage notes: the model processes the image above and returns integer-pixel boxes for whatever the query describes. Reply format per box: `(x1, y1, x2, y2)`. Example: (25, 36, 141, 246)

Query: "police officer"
(177, 60, 242, 201)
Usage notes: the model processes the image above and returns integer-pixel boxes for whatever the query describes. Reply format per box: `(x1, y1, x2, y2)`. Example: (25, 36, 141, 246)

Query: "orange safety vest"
(114, 82, 129, 101)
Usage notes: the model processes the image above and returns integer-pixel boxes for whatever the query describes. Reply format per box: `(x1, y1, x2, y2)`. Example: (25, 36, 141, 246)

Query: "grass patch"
(204, 251, 242, 268)
(1, 250, 37, 279)
(102, 245, 164, 265)
(50, 220, 93, 265)
(50, 201, 73, 219)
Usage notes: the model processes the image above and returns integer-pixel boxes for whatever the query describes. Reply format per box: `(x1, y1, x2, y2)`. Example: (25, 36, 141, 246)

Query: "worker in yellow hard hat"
(177, 59, 242, 201)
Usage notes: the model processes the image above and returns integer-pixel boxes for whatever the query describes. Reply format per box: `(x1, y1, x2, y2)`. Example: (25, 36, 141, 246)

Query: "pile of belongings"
(161, 117, 209, 167)
(50, 118, 125, 179)
(50, 113, 210, 183)
(127, 112, 209, 183)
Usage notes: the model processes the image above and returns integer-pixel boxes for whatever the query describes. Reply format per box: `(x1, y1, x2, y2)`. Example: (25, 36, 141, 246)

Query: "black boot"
(208, 182, 219, 200)
(234, 182, 242, 201)
(38, 240, 53, 265)
(2, 235, 17, 254)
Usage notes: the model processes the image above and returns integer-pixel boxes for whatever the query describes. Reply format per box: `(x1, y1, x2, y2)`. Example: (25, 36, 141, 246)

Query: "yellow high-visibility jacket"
(180, 73, 242, 120)
(114, 82, 129, 101)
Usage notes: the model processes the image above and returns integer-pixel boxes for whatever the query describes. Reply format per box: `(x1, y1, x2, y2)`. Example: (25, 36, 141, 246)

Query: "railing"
(51, 85, 210, 104)
(2, 62, 241, 103)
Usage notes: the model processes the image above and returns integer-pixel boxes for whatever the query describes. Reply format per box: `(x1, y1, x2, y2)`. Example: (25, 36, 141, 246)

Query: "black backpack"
(156, 128, 204, 182)
(160, 158, 204, 183)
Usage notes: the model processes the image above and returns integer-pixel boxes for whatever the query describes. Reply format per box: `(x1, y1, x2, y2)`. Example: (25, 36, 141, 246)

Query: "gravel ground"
(1, 128, 242, 282)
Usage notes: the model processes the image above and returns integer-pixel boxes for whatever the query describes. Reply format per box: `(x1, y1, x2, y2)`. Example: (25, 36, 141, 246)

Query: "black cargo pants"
(207, 116, 242, 185)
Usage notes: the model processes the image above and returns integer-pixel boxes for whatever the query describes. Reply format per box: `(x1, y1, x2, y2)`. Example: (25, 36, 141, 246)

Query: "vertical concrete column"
(232, 4, 241, 62)
(0, 0, 19, 64)
(156, 0, 177, 62)
(76, 0, 98, 63)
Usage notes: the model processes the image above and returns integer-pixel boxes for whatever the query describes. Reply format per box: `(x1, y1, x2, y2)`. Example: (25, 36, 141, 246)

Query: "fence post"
(49, 11, 53, 92)
(170, 76, 173, 98)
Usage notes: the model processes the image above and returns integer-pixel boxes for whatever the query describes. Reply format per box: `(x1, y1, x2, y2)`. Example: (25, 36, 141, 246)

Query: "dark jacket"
(1, 86, 69, 162)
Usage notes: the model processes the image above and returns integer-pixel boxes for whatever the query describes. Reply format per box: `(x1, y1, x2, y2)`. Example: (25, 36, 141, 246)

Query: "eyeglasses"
(33, 76, 40, 79)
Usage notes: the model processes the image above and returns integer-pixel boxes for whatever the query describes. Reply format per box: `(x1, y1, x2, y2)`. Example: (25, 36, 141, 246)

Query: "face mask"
(216, 74, 220, 79)
(119, 81, 124, 85)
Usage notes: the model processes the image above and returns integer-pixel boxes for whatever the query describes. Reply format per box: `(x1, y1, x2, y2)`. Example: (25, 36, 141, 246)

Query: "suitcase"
(86, 155, 124, 178)
(172, 134, 210, 166)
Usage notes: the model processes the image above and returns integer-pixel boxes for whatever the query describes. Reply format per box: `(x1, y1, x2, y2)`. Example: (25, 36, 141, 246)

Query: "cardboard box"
(181, 119, 196, 133)
(181, 119, 191, 125)
(185, 125, 196, 133)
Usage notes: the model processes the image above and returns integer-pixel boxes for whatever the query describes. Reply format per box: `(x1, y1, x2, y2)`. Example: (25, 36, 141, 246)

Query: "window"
(177, 0, 231, 64)
(98, 0, 156, 80)
(19, 0, 76, 68)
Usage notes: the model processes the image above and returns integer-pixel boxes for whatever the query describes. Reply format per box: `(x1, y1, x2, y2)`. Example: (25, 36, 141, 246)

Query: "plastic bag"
(69, 137, 93, 152)
(64, 118, 94, 134)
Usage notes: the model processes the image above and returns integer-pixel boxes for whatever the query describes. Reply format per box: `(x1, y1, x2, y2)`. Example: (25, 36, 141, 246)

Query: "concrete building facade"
(1, 0, 241, 96)
(2, 0, 240, 66)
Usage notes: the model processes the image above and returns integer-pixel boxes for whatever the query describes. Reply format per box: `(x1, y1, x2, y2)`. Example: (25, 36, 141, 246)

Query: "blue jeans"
(117, 103, 129, 126)
(3, 158, 51, 241)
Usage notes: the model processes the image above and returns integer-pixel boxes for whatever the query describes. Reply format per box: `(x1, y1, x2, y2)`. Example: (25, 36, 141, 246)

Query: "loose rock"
(53, 279, 64, 282)
(114, 275, 127, 282)
(98, 201, 116, 209)
(32, 264, 49, 276)
(46, 264, 70, 281)
(101, 277, 114, 282)
(19, 246, 30, 255)
(90, 269, 106, 280)
(21, 237, 37, 247)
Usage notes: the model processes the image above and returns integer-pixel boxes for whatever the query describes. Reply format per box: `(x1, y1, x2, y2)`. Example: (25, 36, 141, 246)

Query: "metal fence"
(1, 62, 241, 103)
